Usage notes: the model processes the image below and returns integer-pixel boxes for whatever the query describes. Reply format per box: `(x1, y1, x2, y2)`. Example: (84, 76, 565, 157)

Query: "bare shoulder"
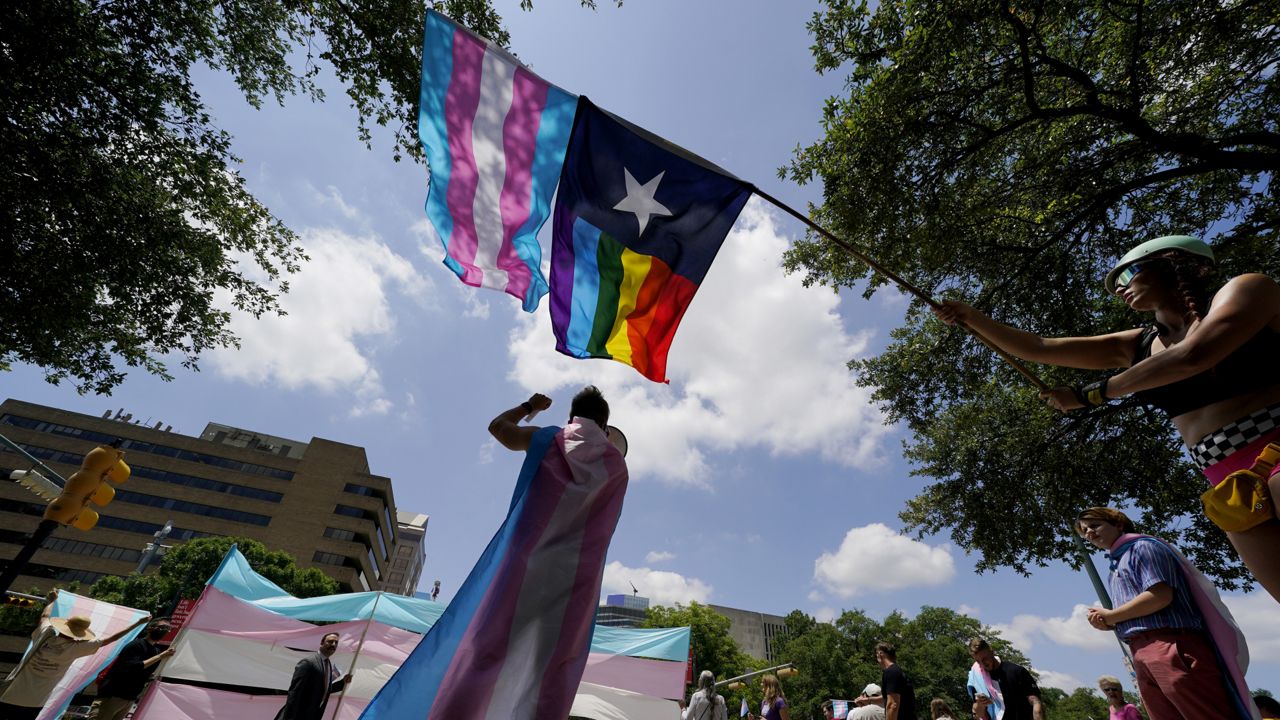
(1212, 273, 1280, 310)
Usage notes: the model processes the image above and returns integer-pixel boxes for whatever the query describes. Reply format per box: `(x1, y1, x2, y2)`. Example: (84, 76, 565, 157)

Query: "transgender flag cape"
(1109, 534, 1261, 720)
(360, 419, 629, 720)
(418, 10, 576, 311)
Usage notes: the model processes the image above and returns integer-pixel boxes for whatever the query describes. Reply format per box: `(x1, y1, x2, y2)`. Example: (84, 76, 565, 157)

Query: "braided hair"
(1143, 250, 1216, 333)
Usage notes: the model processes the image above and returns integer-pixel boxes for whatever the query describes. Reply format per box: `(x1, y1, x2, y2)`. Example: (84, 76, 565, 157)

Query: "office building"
(596, 593, 650, 627)
(382, 511, 428, 596)
(708, 604, 788, 663)
(0, 399, 399, 596)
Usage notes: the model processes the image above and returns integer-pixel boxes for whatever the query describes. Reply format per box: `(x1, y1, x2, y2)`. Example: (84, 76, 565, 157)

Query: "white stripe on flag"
(470, 47, 516, 292)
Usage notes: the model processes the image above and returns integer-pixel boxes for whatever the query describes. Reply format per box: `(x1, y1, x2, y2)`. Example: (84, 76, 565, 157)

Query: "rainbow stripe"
(559, 219, 693, 382)
(418, 10, 576, 311)
(550, 99, 752, 382)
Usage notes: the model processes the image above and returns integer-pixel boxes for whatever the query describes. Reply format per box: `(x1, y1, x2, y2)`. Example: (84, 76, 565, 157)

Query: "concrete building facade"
(708, 604, 789, 663)
(382, 511, 428, 596)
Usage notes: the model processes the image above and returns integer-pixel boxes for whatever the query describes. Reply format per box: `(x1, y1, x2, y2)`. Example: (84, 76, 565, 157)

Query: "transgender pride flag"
(360, 420, 628, 720)
(418, 10, 576, 311)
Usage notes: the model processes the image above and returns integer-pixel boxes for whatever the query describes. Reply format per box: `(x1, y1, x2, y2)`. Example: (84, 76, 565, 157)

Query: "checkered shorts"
(1189, 402, 1280, 470)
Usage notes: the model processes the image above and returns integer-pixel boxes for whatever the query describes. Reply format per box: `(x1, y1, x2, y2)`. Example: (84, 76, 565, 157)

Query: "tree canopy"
(89, 536, 338, 616)
(787, 0, 1280, 588)
(0, 0, 585, 394)
(642, 601, 763, 687)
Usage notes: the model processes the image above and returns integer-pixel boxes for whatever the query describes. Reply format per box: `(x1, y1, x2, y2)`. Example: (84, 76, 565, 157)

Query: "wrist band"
(1075, 378, 1111, 407)
(520, 401, 533, 414)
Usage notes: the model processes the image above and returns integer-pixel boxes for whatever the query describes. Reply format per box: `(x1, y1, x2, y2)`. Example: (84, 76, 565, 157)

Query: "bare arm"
(885, 693, 900, 720)
(934, 301, 1142, 369)
(1108, 274, 1280, 397)
(487, 394, 552, 451)
(1088, 583, 1174, 629)
(1029, 694, 1044, 720)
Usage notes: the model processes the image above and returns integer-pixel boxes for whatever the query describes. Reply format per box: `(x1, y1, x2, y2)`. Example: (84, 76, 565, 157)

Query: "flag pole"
(750, 186, 1050, 392)
(329, 590, 383, 720)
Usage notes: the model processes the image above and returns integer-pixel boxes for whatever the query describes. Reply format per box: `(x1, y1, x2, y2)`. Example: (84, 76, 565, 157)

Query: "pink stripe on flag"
(134, 681, 370, 720)
(494, 67, 549, 301)
(536, 447, 629, 708)
(581, 653, 687, 700)
(427, 458, 573, 718)
(442, 28, 486, 284)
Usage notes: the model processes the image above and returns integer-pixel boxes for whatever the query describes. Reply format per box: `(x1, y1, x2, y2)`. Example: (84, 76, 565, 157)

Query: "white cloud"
(989, 603, 1116, 652)
(1035, 669, 1088, 693)
(505, 200, 891, 484)
(957, 604, 981, 618)
(209, 228, 431, 415)
(1223, 592, 1280, 662)
(601, 561, 712, 607)
(645, 550, 676, 564)
(812, 523, 955, 597)
(814, 607, 838, 624)
(311, 183, 363, 222)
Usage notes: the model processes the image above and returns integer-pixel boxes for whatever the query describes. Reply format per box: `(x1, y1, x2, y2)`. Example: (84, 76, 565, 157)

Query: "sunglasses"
(1103, 687, 1122, 694)
(1113, 262, 1144, 289)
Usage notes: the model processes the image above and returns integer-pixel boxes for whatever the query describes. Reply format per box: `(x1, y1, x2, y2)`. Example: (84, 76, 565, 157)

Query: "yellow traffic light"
(43, 445, 129, 530)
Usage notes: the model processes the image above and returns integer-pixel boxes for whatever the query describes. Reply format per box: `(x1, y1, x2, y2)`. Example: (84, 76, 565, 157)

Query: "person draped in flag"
(1077, 507, 1257, 720)
(933, 235, 1280, 603)
(359, 387, 628, 720)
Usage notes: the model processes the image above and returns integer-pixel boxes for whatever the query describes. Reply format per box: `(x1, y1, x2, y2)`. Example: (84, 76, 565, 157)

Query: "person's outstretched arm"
(934, 300, 1143, 370)
(488, 394, 552, 451)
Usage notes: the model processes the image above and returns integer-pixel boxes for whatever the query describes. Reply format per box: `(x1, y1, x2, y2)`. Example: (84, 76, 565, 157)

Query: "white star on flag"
(613, 168, 672, 236)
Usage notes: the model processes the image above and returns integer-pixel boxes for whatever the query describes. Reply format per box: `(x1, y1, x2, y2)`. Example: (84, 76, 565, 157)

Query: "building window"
(343, 483, 377, 497)
(366, 547, 380, 580)
(313, 550, 353, 567)
(43, 537, 142, 564)
(323, 527, 357, 542)
(0, 415, 294, 480)
(115, 490, 271, 526)
(94, 516, 212, 540)
(19, 563, 104, 585)
(334, 504, 374, 521)
(356, 571, 370, 592)
(5, 444, 283, 502)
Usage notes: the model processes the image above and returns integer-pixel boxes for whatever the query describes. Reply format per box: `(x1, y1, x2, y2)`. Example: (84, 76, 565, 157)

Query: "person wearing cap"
(1078, 507, 1253, 720)
(0, 590, 149, 720)
(850, 683, 886, 720)
(966, 637, 1043, 720)
(933, 234, 1280, 604)
(1097, 676, 1141, 720)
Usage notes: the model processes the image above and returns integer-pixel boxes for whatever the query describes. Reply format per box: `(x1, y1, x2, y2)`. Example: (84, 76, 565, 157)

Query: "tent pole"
(329, 590, 382, 720)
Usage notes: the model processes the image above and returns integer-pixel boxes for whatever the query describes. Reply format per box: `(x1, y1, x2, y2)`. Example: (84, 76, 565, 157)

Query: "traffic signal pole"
(0, 519, 57, 596)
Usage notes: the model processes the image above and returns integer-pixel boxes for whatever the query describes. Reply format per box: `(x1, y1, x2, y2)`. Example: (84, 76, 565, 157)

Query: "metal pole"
(135, 520, 173, 575)
(715, 662, 795, 689)
(328, 590, 383, 719)
(0, 432, 68, 486)
(0, 519, 58, 595)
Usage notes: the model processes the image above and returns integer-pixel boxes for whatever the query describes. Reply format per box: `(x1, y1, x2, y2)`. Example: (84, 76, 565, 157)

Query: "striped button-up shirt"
(1107, 538, 1202, 639)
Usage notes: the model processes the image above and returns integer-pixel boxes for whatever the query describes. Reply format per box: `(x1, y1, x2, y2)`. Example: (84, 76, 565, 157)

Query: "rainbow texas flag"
(550, 98, 752, 382)
(417, 10, 576, 311)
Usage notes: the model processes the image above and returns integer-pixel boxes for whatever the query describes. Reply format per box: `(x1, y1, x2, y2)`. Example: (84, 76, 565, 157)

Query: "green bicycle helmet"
(1104, 235, 1214, 294)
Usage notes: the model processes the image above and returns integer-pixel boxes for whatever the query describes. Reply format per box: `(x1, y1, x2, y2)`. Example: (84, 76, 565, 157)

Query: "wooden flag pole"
(328, 590, 383, 720)
(751, 187, 1050, 392)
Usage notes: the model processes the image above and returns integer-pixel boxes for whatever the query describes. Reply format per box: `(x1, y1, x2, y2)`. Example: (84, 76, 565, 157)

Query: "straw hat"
(49, 616, 96, 641)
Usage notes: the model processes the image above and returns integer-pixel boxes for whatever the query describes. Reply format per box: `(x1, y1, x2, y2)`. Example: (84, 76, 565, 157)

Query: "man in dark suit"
(275, 632, 352, 720)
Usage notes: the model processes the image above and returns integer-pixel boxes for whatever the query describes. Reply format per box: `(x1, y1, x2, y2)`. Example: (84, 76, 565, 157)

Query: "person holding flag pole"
(933, 235, 1280, 603)
(325, 591, 382, 720)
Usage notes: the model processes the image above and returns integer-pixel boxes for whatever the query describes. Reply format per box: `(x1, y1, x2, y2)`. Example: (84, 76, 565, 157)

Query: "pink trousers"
(1128, 629, 1236, 720)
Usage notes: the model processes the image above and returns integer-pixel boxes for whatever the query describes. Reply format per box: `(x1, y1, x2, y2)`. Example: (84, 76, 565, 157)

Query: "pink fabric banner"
(135, 681, 368, 720)
(580, 652, 687, 700)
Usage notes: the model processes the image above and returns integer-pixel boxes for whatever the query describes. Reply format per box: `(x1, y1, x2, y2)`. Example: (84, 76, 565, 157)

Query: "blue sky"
(7, 0, 1279, 698)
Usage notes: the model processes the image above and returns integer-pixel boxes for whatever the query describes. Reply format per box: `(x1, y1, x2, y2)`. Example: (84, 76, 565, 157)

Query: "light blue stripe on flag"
(419, 11, 457, 275)
(508, 83, 576, 310)
(360, 427, 559, 719)
(565, 216, 603, 357)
